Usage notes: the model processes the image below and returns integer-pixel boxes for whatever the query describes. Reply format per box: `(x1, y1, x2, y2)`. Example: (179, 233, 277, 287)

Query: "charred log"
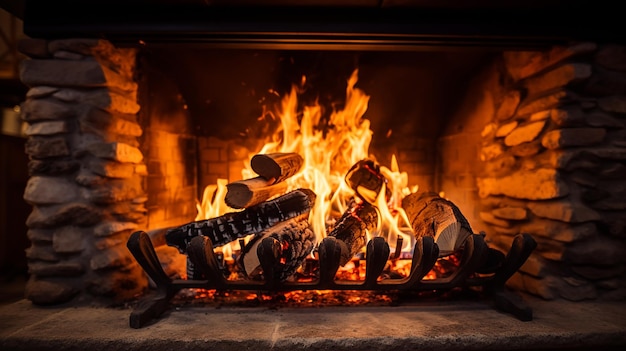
(328, 200, 379, 266)
(238, 213, 311, 279)
(225, 176, 288, 209)
(253, 215, 315, 282)
(345, 158, 389, 204)
(250, 152, 304, 184)
(165, 188, 316, 253)
(401, 191, 473, 257)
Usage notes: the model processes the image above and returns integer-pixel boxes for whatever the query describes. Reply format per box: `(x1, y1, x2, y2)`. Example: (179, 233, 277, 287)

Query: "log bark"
(251, 152, 304, 184)
(328, 200, 379, 266)
(225, 176, 288, 209)
(239, 213, 314, 281)
(345, 159, 389, 204)
(401, 191, 473, 257)
(165, 188, 316, 254)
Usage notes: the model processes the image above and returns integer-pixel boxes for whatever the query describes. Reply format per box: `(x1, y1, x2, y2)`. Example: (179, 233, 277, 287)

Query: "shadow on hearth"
(1, 119, 30, 306)
(0, 272, 27, 306)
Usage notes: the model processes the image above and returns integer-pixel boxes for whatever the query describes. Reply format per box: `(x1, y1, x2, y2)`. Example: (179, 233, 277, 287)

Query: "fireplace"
(10, 0, 626, 328)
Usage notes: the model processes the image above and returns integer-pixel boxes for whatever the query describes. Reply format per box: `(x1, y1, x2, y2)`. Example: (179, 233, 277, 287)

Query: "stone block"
(26, 202, 103, 229)
(20, 59, 137, 92)
(479, 211, 511, 227)
(79, 107, 142, 137)
(477, 168, 569, 200)
(24, 176, 79, 205)
(31, 162, 70, 185)
(94, 221, 139, 237)
(565, 236, 626, 266)
(492, 206, 528, 220)
(495, 90, 521, 121)
(25, 120, 67, 136)
(17, 38, 50, 58)
(510, 140, 542, 157)
(52, 226, 86, 253)
(516, 90, 577, 117)
(90, 247, 134, 271)
(584, 65, 626, 96)
(524, 63, 591, 97)
(585, 111, 625, 129)
(504, 120, 546, 146)
(48, 38, 101, 56)
(25, 277, 79, 305)
(496, 121, 518, 137)
(527, 200, 601, 223)
(52, 50, 84, 60)
(25, 244, 59, 262)
(598, 95, 626, 114)
(541, 128, 606, 149)
(595, 44, 626, 72)
(503, 42, 597, 81)
(88, 159, 135, 179)
(529, 110, 551, 122)
(480, 143, 504, 161)
(26, 86, 58, 98)
(550, 106, 585, 127)
(29, 262, 85, 277)
(520, 220, 597, 243)
(26, 229, 53, 244)
(86, 142, 144, 163)
(25, 137, 70, 159)
(21, 98, 75, 122)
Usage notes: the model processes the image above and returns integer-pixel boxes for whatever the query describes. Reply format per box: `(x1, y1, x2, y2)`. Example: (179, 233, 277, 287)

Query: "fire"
(197, 69, 415, 267)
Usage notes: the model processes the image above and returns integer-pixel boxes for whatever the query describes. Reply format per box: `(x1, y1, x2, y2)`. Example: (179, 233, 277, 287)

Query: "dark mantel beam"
(19, 0, 625, 50)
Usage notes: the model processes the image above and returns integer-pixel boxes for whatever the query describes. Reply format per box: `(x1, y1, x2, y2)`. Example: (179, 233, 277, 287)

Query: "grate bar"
(127, 231, 536, 328)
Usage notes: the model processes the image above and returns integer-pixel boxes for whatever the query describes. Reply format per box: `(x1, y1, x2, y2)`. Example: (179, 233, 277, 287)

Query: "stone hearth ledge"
(1, 296, 625, 351)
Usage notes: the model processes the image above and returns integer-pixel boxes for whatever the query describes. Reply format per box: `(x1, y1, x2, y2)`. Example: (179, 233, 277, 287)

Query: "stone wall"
(18, 38, 147, 304)
(477, 42, 626, 300)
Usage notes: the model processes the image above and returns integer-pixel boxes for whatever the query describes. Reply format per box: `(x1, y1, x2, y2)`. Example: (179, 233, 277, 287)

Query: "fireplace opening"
(121, 45, 544, 327)
(12, 1, 626, 330)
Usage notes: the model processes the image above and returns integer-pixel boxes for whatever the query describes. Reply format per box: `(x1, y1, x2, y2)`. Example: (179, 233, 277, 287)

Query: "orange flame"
(198, 69, 415, 258)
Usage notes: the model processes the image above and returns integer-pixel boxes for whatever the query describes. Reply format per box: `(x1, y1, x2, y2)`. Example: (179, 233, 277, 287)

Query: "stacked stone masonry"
(18, 38, 147, 304)
(478, 42, 626, 301)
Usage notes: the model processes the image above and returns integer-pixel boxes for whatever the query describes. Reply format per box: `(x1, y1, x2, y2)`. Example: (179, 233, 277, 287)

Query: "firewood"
(225, 176, 288, 209)
(401, 191, 473, 257)
(345, 159, 389, 204)
(165, 188, 316, 254)
(329, 200, 379, 266)
(250, 152, 304, 184)
(238, 213, 314, 281)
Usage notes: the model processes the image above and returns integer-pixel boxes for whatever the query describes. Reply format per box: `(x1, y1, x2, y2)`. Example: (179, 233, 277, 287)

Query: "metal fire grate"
(126, 231, 536, 328)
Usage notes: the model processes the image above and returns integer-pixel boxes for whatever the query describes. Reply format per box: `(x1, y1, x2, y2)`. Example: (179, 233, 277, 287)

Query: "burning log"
(250, 152, 304, 184)
(401, 191, 473, 257)
(225, 176, 288, 209)
(329, 200, 379, 266)
(345, 159, 389, 204)
(165, 188, 316, 254)
(239, 213, 314, 281)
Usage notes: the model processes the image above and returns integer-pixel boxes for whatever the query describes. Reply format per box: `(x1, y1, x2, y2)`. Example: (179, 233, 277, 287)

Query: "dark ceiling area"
(13, 0, 624, 49)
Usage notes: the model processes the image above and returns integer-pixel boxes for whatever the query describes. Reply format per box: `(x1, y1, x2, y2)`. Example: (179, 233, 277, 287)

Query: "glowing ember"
(176, 288, 396, 308)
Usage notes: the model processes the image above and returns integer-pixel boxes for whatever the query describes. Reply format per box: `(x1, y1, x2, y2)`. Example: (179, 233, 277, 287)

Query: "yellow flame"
(194, 178, 239, 258)
(378, 156, 415, 253)
(198, 69, 415, 256)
